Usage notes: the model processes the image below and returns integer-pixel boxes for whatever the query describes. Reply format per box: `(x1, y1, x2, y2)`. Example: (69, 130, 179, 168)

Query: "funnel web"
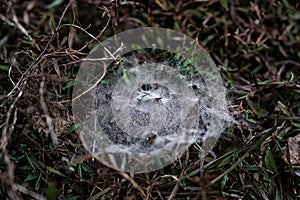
(72, 28, 232, 173)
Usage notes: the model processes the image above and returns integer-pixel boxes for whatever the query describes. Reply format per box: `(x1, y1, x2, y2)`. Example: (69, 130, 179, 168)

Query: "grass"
(0, 0, 299, 199)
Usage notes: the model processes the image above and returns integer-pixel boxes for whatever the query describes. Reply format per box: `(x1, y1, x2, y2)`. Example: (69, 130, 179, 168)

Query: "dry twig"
(39, 76, 59, 146)
(117, 171, 146, 198)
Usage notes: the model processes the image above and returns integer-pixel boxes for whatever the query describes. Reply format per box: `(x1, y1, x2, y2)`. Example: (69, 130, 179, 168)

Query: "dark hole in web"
(191, 84, 198, 90)
(141, 83, 152, 91)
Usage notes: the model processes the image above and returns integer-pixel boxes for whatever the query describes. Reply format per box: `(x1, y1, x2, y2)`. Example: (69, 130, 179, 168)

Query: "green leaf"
(244, 165, 259, 171)
(141, 34, 149, 46)
(46, 181, 58, 200)
(78, 164, 82, 180)
(220, 0, 229, 11)
(0, 65, 10, 71)
(218, 154, 235, 167)
(47, 166, 67, 178)
(25, 173, 39, 181)
(46, 0, 64, 9)
(67, 123, 81, 133)
(290, 121, 300, 129)
(290, 11, 300, 20)
(157, 36, 163, 48)
(264, 150, 278, 175)
(193, 142, 204, 153)
(280, 106, 291, 116)
(127, 17, 147, 26)
(81, 163, 92, 172)
(25, 153, 37, 171)
(245, 112, 257, 123)
(253, 108, 269, 117)
(183, 9, 203, 18)
(221, 174, 228, 190)
(256, 80, 271, 85)
(0, 36, 8, 51)
(275, 186, 282, 200)
(35, 173, 42, 190)
(63, 80, 75, 90)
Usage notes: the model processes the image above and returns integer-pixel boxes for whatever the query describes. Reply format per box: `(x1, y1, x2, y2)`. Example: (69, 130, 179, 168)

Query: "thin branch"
(59, 24, 117, 61)
(117, 171, 146, 198)
(39, 76, 59, 146)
